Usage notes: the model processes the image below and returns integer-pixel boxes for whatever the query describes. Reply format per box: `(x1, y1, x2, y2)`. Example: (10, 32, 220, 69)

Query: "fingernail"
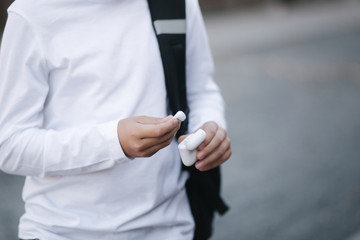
(161, 115, 173, 123)
(172, 118, 179, 125)
(197, 152, 204, 160)
(196, 161, 204, 169)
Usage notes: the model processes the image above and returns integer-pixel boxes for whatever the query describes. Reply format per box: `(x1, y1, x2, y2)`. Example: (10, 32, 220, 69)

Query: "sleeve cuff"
(98, 120, 133, 164)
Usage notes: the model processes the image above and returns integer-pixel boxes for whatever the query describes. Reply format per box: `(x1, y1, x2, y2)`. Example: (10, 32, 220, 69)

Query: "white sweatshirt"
(0, 0, 226, 239)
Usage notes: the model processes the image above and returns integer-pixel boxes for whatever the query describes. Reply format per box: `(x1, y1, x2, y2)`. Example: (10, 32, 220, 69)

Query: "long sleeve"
(186, 0, 227, 132)
(0, 12, 129, 177)
(3, 1, 195, 238)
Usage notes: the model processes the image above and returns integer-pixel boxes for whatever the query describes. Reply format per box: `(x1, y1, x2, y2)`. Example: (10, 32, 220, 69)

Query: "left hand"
(178, 121, 232, 171)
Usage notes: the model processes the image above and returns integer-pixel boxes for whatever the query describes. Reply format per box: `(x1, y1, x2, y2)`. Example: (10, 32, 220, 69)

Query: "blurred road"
(207, 1, 360, 240)
(1, 1, 360, 239)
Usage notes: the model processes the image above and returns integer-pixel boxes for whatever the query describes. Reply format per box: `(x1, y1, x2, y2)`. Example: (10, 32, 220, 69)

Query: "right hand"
(117, 115, 181, 158)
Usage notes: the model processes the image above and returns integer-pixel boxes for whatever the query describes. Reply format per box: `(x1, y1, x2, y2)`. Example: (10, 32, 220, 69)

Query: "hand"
(179, 121, 231, 171)
(118, 115, 181, 158)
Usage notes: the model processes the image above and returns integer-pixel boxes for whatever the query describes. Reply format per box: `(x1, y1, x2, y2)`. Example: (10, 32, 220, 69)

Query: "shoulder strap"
(147, 0, 189, 138)
(147, 1, 229, 239)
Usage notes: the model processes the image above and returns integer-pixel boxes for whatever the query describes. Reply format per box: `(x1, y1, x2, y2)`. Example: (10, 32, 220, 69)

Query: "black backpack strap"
(147, 1, 229, 239)
(185, 166, 229, 240)
(147, 0, 189, 138)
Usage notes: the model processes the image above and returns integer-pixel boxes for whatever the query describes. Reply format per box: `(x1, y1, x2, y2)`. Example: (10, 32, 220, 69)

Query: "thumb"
(159, 115, 174, 123)
(136, 115, 172, 125)
(178, 134, 189, 143)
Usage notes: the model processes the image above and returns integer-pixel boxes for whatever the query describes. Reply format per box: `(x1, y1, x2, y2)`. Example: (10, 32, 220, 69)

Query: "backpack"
(147, 0, 229, 239)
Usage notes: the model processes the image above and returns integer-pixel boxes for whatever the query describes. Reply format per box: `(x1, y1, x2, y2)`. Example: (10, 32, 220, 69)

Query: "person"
(0, 0, 231, 239)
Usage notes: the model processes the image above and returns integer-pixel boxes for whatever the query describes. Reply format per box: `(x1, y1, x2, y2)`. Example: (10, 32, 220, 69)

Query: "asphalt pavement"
(207, 1, 360, 240)
(1, 1, 360, 239)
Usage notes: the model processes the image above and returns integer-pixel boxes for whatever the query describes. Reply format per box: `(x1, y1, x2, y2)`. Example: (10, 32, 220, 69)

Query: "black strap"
(147, 1, 229, 239)
(147, 0, 189, 138)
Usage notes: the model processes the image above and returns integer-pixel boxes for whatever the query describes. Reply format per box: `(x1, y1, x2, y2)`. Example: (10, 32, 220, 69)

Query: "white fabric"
(0, 0, 226, 239)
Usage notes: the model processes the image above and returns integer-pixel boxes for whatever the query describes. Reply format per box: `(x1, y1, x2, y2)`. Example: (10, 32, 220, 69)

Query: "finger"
(178, 134, 189, 143)
(197, 142, 206, 151)
(140, 118, 180, 138)
(197, 128, 227, 160)
(195, 138, 231, 171)
(198, 137, 230, 166)
(136, 115, 174, 125)
(140, 130, 178, 157)
(159, 115, 174, 123)
(140, 124, 180, 149)
(192, 123, 218, 151)
(201, 124, 218, 147)
(136, 115, 167, 124)
(195, 148, 232, 171)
